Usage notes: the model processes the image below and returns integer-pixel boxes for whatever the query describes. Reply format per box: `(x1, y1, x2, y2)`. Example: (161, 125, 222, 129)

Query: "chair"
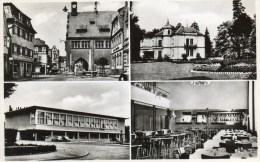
(201, 154, 230, 159)
(226, 140, 236, 153)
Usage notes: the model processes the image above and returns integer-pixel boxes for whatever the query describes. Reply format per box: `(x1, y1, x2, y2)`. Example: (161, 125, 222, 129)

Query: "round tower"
(162, 19, 173, 58)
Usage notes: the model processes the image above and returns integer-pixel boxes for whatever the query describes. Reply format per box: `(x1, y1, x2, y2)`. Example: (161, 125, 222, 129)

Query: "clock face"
(72, 4, 77, 8)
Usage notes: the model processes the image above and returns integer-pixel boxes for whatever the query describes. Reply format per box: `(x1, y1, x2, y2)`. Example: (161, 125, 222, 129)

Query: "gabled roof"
(5, 105, 128, 119)
(67, 11, 117, 38)
(34, 38, 49, 47)
(175, 26, 203, 36)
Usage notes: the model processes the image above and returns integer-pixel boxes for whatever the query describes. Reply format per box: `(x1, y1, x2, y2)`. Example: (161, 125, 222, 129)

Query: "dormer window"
(99, 25, 110, 32)
(90, 20, 95, 24)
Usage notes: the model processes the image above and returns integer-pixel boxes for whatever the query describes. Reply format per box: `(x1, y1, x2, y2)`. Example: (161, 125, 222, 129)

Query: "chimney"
(71, 1, 78, 16)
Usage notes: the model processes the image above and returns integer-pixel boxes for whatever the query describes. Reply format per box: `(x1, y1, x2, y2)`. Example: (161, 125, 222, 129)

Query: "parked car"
(62, 136, 71, 142)
(51, 136, 63, 142)
(49, 67, 62, 75)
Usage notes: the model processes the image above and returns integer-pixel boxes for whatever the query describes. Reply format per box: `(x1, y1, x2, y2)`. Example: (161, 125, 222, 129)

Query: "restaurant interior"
(131, 81, 257, 159)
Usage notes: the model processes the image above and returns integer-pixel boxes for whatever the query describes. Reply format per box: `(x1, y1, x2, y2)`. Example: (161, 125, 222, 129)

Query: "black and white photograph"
(130, 0, 256, 80)
(4, 82, 130, 160)
(131, 81, 257, 159)
(3, 1, 129, 81)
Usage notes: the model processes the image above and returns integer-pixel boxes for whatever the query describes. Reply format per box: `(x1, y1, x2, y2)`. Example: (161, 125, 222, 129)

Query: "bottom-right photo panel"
(131, 81, 257, 159)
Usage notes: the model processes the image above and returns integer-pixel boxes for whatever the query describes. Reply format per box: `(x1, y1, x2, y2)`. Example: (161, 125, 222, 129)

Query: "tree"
(4, 83, 17, 99)
(190, 21, 200, 31)
(176, 23, 182, 30)
(249, 14, 256, 55)
(130, 14, 144, 62)
(95, 57, 109, 77)
(233, 0, 245, 20)
(144, 28, 161, 38)
(205, 27, 212, 57)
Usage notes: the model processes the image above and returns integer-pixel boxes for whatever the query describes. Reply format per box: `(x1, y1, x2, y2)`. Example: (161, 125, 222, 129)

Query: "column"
(77, 132, 80, 141)
(64, 131, 67, 137)
(34, 132, 37, 141)
(51, 131, 54, 138)
(88, 133, 90, 141)
(98, 133, 100, 141)
(108, 133, 110, 141)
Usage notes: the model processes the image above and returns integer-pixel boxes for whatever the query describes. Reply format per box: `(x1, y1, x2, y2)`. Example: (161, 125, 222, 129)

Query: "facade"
(3, 3, 36, 79)
(140, 20, 205, 60)
(111, 3, 129, 74)
(65, 2, 117, 72)
(131, 82, 175, 133)
(50, 46, 60, 69)
(5, 106, 126, 141)
(3, 10, 12, 80)
(34, 38, 49, 74)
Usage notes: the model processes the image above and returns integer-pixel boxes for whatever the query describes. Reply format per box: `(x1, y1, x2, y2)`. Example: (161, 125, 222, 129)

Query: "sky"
(157, 81, 248, 110)
(133, 0, 256, 41)
(12, 0, 125, 56)
(4, 82, 130, 125)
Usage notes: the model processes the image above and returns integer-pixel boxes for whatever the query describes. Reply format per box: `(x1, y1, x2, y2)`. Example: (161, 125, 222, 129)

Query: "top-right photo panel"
(130, 0, 256, 80)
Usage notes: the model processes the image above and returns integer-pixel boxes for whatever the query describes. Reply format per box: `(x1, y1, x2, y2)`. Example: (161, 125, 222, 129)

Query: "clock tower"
(71, 1, 78, 16)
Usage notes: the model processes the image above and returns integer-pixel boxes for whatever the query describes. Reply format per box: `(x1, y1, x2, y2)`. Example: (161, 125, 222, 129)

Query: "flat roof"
(5, 105, 127, 119)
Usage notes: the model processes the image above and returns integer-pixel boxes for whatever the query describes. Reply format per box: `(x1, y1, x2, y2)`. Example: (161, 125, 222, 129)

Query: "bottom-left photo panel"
(4, 82, 130, 160)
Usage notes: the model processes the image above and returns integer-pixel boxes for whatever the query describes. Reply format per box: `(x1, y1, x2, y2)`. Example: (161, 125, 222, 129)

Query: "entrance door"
(75, 58, 88, 71)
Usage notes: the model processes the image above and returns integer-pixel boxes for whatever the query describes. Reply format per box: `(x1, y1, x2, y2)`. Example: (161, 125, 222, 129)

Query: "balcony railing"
(184, 44, 197, 49)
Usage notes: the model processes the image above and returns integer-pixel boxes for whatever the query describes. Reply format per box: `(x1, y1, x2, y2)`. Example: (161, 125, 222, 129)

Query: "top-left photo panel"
(3, 1, 129, 82)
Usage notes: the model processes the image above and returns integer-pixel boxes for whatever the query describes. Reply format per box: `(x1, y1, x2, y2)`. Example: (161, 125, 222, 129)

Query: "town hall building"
(140, 20, 206, 60)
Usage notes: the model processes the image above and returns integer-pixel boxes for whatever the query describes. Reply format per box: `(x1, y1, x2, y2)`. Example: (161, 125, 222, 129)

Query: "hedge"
(5, 144, 56, 156)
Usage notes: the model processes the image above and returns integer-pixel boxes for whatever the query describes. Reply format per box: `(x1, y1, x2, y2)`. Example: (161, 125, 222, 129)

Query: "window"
(76, 29, 87, 33)
(79, 116, 84, 127)
(37, 111, 45, 125)
(168, 30, 170, 35)
(109, 120, 113, 129)
(17, 45, 20, 55)
(114, 120, 118, 129)
(29, 34, 32, 42)
(186, 38, 189, 45)
(22, 47, 25, 55)
(17, 27, 20, 36)
(30, 113, 35, 124)
(42, 47, 46, 52)
(190, 49, 193, 56)
(19, 28, 23, 37)
(13, 25, 17, 34)
(72, 41, 80, 48)
(186, 49, 189, 56)
(30, 50, 33, 58)
(35, 47, 38, 52)
(82, 41, 90, 48)
(73, 116, 79, 127)
(90, 20, 95, 24)
(160, 116, 166, 129)
(101, 119, 105, 129)
(105, 41, 110, 48)
(13, 44, 17, 53)
(53, 113, 59, 125)
(95, 118, 100, 128)
(4, 36, 7, 46)
(85, 117, 90, 127)
(90, 118, 94, 128)
(46, 112, 52, 125)
(158, 51, 162, 58)
(105, 119, 109, 129)
(190, 39, 193, 45)
(95, 41, 104, 48)
(158, 40, 162, 46)
(67, 115, 72, 126)
(60, 114, 66, 126)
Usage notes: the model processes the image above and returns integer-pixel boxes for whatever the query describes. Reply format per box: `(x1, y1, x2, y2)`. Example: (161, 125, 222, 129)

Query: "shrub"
(182, 54, 188, 61)
(157, 56, 163, 62)
(196, 53, 202, 60)
(5, 144, 56, 156)
(164, 55, 170, 62)
(5, 129, 17, 146)
(193, 64, 220, 72)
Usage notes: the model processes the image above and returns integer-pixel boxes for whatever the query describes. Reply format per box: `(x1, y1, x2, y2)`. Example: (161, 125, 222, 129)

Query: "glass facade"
(34, 110, 118, 130)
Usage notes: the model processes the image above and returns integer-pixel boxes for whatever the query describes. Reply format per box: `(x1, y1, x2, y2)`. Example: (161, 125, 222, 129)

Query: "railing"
(184, 44, 197, 48)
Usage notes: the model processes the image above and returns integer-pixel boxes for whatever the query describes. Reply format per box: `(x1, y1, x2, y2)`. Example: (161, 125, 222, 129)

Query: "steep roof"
(155, 30, 163, 36)
(67, 11, 117, 38)
(5, 105, 127, 119)
(175, 26, 203, 36)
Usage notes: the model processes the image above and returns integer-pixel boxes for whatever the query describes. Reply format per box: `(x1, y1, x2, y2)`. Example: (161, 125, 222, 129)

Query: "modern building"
(5, 106, 126, 141)
(131, 82, 175, 133)
(111, 3, 129, 74)
(140, 20, 205, 60)
(50, 45, 60, 70)
(34, 38, 49, 74)
(3, 10, 12, 80)
(65, 2, 117, 72)
(3, 3, 37, 79)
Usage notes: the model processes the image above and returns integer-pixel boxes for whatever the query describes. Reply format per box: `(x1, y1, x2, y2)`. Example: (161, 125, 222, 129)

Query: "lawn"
(131, 62, 252, 80)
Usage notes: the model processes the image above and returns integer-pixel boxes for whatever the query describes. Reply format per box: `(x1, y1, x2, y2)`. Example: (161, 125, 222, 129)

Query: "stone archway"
(74, 58, 88, 71)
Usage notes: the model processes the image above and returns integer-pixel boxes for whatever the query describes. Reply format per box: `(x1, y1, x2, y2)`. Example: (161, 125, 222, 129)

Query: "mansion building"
(65, 2, 117, 72)
(5, 106, 126, 141)
(140, 20, 206, 60)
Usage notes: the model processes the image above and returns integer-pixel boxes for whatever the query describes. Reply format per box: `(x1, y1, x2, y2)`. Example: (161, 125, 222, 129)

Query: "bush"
(182, 54, 188, 61)
(219, 64, 256, 72)
(164, 55, 170, 62)
(157, 56, 163, 62)
(5, 144, 56, 156)
(196, 53, 202, 60)
(193, 64, 220, 72)
(5, 129, 17, 146)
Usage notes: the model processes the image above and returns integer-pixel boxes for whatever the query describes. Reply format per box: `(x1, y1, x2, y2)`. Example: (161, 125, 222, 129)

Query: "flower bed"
(193, 62, 256, 73)
(5, 144, 56, 156)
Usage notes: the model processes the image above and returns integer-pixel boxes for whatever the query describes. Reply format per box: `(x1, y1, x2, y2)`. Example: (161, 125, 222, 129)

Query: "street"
(5, 73, 119, 81)
(6, 140, 130, 160)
